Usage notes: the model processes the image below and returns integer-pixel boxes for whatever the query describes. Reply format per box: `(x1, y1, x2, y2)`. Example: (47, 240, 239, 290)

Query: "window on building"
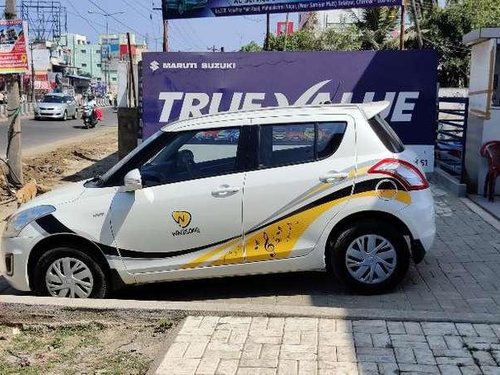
(81, 49, 86, 53)
(81, 63, 87, 67)
(97, 63, 101, 67)
(112, 77, 117, 81)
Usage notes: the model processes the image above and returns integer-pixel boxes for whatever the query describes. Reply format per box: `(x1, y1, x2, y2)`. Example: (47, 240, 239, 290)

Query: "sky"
(2, 0, 297, 52)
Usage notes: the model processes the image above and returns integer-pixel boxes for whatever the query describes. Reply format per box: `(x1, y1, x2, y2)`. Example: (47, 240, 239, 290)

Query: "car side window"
(140, 127, 242, 187)
(258, 122, 347, 169)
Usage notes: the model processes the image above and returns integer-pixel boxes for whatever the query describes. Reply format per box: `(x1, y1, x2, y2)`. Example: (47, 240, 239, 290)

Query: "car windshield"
(42, 95, 65, 103)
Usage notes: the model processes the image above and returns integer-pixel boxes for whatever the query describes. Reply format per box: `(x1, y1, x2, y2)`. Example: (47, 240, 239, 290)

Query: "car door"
(109, 123, 250, 280)
(242, 115, 356, 264)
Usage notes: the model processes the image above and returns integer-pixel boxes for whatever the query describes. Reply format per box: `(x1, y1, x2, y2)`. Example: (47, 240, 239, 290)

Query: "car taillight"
(368, 158, 429, 191)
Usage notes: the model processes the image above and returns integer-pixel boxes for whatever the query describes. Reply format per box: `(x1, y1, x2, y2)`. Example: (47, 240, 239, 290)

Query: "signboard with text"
(0, 19, 28, 74)
(141, 51, 438, 171)
(162, 0, 402, 19)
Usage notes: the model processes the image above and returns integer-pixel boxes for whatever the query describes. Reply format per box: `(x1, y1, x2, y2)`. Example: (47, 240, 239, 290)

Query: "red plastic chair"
(480, 140, 500, 202)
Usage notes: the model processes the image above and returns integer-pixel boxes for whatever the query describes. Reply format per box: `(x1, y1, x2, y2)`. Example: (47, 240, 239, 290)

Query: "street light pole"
(88, 10, 124, 92)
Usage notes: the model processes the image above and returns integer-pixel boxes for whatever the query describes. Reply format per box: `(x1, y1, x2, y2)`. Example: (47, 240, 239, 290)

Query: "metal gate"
(435, 96, 469, 183)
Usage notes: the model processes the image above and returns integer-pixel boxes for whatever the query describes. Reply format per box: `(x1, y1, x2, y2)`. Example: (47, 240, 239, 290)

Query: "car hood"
(18, 181, 87, 212)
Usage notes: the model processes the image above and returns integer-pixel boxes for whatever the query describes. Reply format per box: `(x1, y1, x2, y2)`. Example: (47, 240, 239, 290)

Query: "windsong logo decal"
(171, 211, 201, 236)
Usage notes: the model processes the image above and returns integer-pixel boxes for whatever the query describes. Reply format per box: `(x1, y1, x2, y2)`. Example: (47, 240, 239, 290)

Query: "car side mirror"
(123, 169, 142, 192)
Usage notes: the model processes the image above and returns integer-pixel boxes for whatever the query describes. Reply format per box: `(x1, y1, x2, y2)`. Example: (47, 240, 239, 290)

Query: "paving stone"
(377, 363, 399, 375)
(277, 360, 297, 375)
(372, 334, 391, 348)
(414, 348, 436, 365)
(436, 364, 462, 375)
(236, 368, 276, 375)
(336, 346, 357, 362)
(473, 324, 497, 337)
(394, 348, 416, 364)
(157, 358, 201, 375)
(196, 357, 220, 375)
(354, 333, 374, 348)
(319, 332, 354, 347)
(455, 323, 478, 337)
(317, 345, 337, 362)
(459, 365, 482, 375)
(216, 359, 239, 375)
(421, 322, 459, 336)
(185, 342, 209, 358)
(397, 363, 439, 373)
(166, 342, 189, 358)
(239, 359, 279, 368)
(280, 344, 317, 361)
(387, 322, 405, 335)
(241, 342, 262, 359)
(298, 360, 317, 375)
(357, 362, 379, 375)
(444, 335, 464, 349)
(481, 366, 500, 375)
(353, 320, 387, 334)
(355, 347, 396, 363)
(261, 344, 280, 359)
(427, 335, 447, 349)
(471, 351, 497, 366)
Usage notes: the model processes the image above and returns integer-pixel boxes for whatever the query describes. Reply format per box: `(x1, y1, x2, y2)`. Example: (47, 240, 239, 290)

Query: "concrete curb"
(2, 294, 500, 324)
(460, 197, 500, 232)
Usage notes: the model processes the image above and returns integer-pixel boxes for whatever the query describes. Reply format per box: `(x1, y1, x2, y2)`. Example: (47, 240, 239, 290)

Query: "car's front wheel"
(61, 110, 67, 121)
(34, 247, 109, 298)
(328, 220, 410, 294)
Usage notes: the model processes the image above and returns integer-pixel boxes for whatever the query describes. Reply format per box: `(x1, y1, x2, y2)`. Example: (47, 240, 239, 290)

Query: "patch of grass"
(154, 319, 174, 334)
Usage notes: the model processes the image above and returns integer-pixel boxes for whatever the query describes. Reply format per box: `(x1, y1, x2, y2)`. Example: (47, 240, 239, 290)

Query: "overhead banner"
(0, 19, 28, 74)
(141, 51, 438, 171)
(162, 0, 402, 19)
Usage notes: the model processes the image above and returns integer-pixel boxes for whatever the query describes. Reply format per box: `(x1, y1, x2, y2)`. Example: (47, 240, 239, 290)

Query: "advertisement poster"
(162, 0, 402, 19)
(141, 51, 438, 171)
(0, 19, 28, 74)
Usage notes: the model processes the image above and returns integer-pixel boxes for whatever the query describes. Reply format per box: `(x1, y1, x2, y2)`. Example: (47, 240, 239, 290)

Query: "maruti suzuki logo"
(150, 60, 160, 72)
(172, 211, 191, 228)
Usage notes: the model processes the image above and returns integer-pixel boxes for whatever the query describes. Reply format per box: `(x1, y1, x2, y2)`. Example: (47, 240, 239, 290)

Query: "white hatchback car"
(1, 102, 435, 298)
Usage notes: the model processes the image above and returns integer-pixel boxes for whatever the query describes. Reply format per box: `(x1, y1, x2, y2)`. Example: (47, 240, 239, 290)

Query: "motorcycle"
(82, 105, 98, 129)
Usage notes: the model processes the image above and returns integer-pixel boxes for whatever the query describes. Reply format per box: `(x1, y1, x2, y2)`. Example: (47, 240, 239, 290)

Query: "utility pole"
(163, 19, 168, 52)
(265, 13, 270, 51)
(30, 41, 35, 102)
(88, 10, 124, 91)
(283, 13, 290, 51)
(399, 0, 405, 50)
(410, 0, 423, 48)
(5, 0, 23, 186)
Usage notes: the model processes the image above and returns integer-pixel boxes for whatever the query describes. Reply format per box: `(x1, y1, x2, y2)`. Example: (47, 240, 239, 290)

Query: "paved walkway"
(156, 316, 500, 375)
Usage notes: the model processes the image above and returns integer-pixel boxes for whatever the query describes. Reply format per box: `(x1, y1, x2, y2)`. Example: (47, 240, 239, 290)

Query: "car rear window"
(368, 115, 405, 153)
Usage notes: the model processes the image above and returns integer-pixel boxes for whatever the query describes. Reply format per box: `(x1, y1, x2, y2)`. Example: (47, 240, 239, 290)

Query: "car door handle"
(319, 172, 349, 184)
(211, 185, 240, 198)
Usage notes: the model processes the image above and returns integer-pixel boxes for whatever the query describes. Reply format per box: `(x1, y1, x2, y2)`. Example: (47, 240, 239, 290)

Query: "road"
(0, 108, 117, 156)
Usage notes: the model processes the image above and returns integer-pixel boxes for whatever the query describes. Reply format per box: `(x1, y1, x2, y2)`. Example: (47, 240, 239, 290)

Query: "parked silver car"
(34, 93, 78, 121)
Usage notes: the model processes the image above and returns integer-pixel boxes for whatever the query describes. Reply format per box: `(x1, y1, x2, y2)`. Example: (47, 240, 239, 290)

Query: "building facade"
(61, 33, 103, 80)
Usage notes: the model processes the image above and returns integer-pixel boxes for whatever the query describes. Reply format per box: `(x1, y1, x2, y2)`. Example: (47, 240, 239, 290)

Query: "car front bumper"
(35, 109, 65, 119)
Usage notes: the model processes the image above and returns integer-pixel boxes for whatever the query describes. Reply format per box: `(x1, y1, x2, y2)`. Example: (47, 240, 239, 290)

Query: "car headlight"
(3, 205, 56, 238)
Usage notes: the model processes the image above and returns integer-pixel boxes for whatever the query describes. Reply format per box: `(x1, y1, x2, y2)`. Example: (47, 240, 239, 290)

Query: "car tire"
(328, 220, 410, 295)
(62, 111, 67, 121)
(33, 247, 109, 299)
(72, 109, 78, 119)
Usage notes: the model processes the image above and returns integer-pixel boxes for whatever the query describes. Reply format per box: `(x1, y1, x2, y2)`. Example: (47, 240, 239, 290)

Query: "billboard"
(162, 0, 402, 19)
(141, 51, 438, 171)
(277, 21, 294, 35)
(0, 19, 28, 74)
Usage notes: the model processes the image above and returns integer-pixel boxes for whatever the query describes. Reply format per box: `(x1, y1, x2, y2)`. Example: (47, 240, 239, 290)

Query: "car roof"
(162, 101, 390, 132)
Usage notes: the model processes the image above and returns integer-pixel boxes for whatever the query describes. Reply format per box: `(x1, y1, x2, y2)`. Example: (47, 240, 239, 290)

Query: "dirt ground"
(0, 306, 181, 374)
(0, 131, 118, 221)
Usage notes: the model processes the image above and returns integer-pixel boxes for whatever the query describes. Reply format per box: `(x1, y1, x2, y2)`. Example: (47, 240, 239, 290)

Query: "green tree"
(352, 7, 399, 50)
(240, 41, 262, 52)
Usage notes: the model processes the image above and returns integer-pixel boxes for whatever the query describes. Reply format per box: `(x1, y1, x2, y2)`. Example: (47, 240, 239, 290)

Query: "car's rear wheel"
(328, 220, 410, 294)
(34, 247, 109, 298)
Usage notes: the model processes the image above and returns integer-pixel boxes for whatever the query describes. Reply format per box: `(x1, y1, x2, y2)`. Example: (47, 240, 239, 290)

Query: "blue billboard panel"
(141, 51, 437, 171)
(162, 0, 402, 19)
